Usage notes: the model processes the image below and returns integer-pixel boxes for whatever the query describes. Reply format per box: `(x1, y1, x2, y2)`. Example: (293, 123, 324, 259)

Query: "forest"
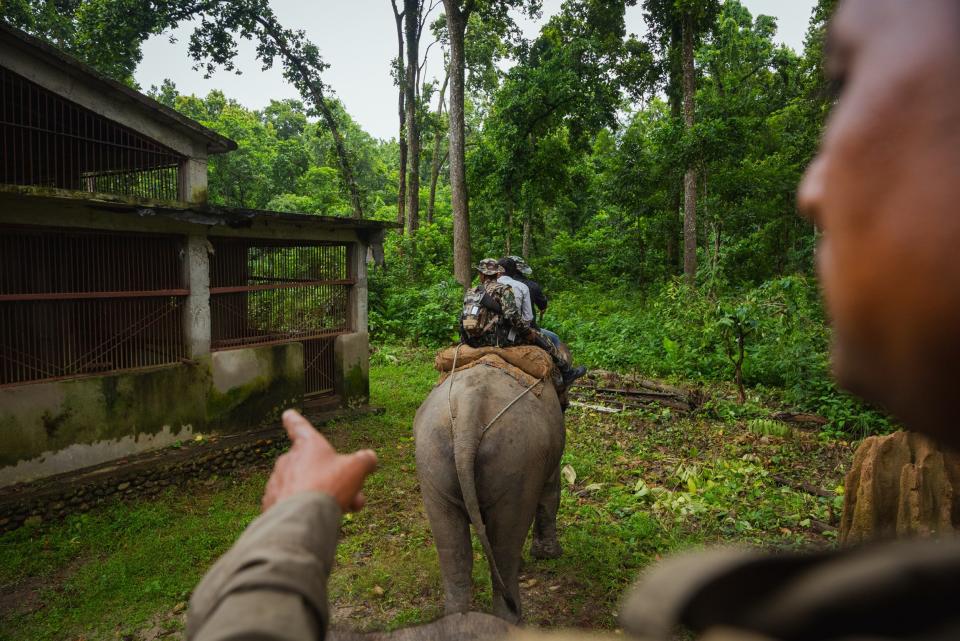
(20, 0, 879, 439)
(1, 0, 912, 638)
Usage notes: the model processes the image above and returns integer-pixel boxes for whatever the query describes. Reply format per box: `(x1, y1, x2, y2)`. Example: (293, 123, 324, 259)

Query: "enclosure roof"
(0, 185, 400, 232)
(0, 23, 238, 155)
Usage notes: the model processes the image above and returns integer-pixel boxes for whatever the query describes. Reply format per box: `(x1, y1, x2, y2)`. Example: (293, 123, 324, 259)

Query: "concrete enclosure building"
(0, 24, 391, 487)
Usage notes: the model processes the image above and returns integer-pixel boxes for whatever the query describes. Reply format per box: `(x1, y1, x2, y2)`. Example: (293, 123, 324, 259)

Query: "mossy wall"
(335, 332, 370, 407)
(0, 343, 306, 487)
(0, 361, 212, 485)
(208, 343, 305, 432)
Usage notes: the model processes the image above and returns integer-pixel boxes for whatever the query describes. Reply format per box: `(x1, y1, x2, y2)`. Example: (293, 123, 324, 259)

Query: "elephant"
(414, 361, 566, 623)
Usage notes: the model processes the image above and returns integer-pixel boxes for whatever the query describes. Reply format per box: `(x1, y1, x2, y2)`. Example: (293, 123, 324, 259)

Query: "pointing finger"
(348, 491, 366, 512)
(282, 409, 334, 453)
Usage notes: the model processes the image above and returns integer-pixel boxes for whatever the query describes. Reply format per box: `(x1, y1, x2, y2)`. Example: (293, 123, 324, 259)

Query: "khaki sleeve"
(187, 492, 343, 641)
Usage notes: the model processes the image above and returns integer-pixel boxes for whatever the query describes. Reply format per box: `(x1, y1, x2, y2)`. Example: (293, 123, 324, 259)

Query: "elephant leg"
(486, 504, 533, 624)
(423, 492, 474, 615)
(531, 464, 562, 560)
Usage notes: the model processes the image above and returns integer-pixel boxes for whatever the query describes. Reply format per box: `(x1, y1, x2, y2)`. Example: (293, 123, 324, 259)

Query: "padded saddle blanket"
(434, 345, 556, 396)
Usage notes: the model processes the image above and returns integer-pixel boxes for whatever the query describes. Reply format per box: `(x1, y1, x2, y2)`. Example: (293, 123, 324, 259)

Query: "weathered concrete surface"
(181, 157, 209, 204)
(840, 430, 960, 544)
(0, 343, 308, 487)
(183, 235, 212, 357)
(0, 406, 384, 533)
(209, 343, 305, 432)
(349, 243, 369, 334)
(335, 332, 370, 407)
(0, 361, 211, 486)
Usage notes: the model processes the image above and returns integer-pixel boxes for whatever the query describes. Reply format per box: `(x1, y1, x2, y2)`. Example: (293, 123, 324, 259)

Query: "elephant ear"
(561, 464, 577, 487)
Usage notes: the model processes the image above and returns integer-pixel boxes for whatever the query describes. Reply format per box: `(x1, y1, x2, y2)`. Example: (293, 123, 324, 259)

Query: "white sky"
(136, 0, 817, 140)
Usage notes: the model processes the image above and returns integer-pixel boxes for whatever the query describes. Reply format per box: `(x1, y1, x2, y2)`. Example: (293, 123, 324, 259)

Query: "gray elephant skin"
(414, 364, 566, 623)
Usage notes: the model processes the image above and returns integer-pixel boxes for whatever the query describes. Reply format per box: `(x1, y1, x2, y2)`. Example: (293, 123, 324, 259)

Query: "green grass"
(0, 348, 851, 639)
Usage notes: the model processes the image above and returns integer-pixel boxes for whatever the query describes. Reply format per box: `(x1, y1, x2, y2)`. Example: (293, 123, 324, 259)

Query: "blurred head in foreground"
(798, 0, 960, 448)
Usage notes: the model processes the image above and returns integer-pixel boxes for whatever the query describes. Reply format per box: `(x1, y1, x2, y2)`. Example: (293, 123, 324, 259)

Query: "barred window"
(209, 239, 353, 397)
(0, 226, 187, 386)
(1, 67, 185, 201)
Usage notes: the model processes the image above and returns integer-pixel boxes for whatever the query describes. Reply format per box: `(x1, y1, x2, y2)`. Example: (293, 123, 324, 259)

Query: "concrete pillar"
(183, 235, 211, 358)
(179, 157, 208, 204)
(334, 332, 369, 407)
(348, 240, 369, 333)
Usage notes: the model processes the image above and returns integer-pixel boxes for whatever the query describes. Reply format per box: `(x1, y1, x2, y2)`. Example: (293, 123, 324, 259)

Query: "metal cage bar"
(0, 67, 185, 201)
(303, 337, 336, 397)
(209, 239, 352, 396)
(0, 226, 187, 386)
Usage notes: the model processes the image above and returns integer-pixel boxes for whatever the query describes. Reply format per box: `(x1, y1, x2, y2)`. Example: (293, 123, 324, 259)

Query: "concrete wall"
(335, 332, 370, 407)
(0, 343, 305, 488)
(209, 343, 305, 432)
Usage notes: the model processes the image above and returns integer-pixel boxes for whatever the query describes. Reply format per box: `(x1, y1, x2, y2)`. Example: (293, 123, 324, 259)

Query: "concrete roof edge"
(0, 21, 238, 155)
(0, 185, 402, 230)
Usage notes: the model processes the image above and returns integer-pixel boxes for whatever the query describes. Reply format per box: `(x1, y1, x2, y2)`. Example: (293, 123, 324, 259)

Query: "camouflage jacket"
(461, 280, 529, 348)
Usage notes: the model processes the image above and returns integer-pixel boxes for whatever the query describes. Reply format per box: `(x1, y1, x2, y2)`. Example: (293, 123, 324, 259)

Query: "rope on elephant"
(481, 377, 542, 434)
(446, 342, 543, 436)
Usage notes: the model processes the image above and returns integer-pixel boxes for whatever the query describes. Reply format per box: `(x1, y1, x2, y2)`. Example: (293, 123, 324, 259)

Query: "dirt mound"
(840, 430, 960, 544)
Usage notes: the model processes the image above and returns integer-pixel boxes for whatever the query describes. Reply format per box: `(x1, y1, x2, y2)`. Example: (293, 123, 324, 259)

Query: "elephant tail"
(451, 388, 518, 618)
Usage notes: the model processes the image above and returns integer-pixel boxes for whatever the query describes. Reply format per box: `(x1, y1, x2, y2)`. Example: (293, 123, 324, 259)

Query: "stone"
(23, 515, 42, 527)
(840, 430, 960, 544)
(117, 482, 131, 491)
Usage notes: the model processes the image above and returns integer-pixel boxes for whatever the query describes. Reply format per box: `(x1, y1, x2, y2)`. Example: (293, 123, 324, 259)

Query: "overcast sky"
(135, 0, 818, 141)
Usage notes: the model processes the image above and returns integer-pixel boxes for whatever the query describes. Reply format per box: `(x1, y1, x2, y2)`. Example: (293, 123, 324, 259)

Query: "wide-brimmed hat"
(477, 258, 504, 276)
(509, 255, 533, 276)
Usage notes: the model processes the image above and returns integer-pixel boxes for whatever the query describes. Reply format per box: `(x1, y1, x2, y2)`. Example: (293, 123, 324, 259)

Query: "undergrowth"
(0, 350, 853, 639)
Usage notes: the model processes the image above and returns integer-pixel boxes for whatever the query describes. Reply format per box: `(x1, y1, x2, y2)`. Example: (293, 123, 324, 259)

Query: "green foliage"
(747, 418, 791, 438)
(546, 277, 893, 436)
(369, 223, 462, 348)
(11, 0, 872, 436)
(0, 352, 848, 636)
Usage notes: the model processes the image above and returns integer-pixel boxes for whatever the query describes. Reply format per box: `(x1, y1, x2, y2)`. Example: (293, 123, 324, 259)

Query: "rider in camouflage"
(459, 258, 522, 347)
(461, 258, 585, 386)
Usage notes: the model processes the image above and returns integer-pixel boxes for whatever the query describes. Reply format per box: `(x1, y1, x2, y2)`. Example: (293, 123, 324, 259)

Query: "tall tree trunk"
(681, 11, 697, 286)
(522, 210, 531, 259)
(391, 1, 407, 230)
(404, 0, 422, 235)
(505, 197, 513, 255)
(257, 17, 364, 218)
(443, 0, 472, 287)
(426, 65, 449, 225)
(667, 95, 682, 274)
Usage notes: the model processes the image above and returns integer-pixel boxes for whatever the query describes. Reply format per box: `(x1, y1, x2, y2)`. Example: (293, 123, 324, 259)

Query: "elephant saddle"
(434, 344, 557, 396)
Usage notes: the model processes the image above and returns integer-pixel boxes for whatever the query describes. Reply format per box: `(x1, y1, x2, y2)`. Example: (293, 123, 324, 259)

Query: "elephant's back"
(415, 365, 562, 436)
(414, 366, 565, 484)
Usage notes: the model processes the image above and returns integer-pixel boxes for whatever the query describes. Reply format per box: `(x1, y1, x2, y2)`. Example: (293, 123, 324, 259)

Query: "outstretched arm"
(187, 410, 378, 641)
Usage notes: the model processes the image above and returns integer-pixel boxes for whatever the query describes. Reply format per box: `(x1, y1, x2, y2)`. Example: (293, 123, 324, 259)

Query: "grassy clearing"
(0, 349, 852, 640)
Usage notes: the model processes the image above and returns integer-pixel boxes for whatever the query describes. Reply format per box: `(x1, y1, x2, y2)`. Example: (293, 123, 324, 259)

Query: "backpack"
(460, 285, 498, 339)
(460, 282, 521, 342)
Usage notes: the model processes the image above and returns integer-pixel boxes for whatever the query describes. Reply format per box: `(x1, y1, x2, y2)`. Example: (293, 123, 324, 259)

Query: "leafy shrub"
(546, 276, 894, 437)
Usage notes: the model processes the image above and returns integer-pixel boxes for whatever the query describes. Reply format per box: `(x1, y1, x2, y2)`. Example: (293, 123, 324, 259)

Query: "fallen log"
(772, 412, 829, 428)
(569, 401, 622, 414)
(569, 390, 692, 413)
(576, 371, 701, 412)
